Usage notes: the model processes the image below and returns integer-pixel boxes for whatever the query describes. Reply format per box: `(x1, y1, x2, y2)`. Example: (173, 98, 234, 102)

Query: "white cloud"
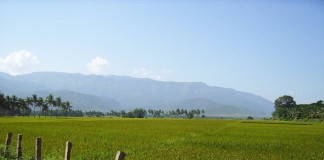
(151, 75, 162, 81)
(161, 69, 173, 75)
(0, 50, 39, 75)
(133, 68, 173, 81)
(134, 68, 151, 77)
(87, 57, 110, 75)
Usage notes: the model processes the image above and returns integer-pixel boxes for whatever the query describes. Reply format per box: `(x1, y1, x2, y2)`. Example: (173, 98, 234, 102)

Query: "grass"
(0, 117, 323, 159)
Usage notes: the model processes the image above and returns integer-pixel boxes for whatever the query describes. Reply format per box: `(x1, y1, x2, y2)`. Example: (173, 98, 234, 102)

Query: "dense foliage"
(106, 108, 205, 118)
(0, 92, 72, 117)
(272, 95, 324, 120)
(1, 91, 205, 119)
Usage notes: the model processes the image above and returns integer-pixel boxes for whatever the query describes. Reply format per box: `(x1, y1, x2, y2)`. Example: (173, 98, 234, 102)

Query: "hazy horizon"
(1, 1, 323, 104)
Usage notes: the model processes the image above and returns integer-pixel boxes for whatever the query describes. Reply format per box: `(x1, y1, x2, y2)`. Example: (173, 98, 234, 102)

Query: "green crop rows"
(0, 118, 323, 159)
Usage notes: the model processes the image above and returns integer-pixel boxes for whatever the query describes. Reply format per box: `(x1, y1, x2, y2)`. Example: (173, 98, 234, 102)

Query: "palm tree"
(37, 97, 44, 117)
(32, 94, 38, 117)
(4, 96, 11, 115)
(38, 97, 49, 118)
(62, 101, 67, 117)
(25, 97, 33, 117)
(55, 97, 62, 117)
(42, 103, 49, 118)
(46, 94, 55, 118)
(0, 92, 6, 116)
(17, 98, 23, 116)
(62, 101, 71, 117)
(67, 101, 72, 116)
(17, 98, 28, 116)
(11, 95, 18, 115)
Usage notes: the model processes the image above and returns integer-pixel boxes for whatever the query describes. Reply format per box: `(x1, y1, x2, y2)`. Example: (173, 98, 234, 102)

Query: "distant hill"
(0, 72, 274, 117)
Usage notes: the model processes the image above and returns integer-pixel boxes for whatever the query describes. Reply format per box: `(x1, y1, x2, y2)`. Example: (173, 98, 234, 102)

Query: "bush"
(247, 116, 254, 120)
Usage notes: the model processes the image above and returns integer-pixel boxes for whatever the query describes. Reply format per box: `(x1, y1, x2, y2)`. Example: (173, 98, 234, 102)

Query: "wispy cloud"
(134, 68, 150, 77)
(133, 68, 173, 80)
(87, 57, 110, 75)
(161, 69, 173, 75)
(0, 50, 39, 75)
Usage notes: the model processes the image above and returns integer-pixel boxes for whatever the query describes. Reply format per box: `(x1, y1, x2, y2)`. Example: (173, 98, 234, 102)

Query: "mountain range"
(0, 72, 274, 117)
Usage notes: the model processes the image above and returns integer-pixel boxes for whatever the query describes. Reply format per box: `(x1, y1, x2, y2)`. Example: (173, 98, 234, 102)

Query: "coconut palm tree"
(42, 103, 49, 118)
(11, 95, 18, 115)
(62, 101, 71, 117)
(4, 95, 11, 115)
(17, 98, 23, 115)
(55, 97, 62, 117)
(0, 92, 6, 116)
(25, 97, 33, 117)
(37, 97, 44, 117)
(17, 98, 28, 116)
(46, 94, 55, 118)
(38, 97, 49, 118)
(62, 101, 66, 117)
(11, 95, 18, 109)
(31, 94, 38, 117)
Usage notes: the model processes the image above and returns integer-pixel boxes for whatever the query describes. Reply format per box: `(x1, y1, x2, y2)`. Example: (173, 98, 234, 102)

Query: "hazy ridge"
(0, 72, 274, 117)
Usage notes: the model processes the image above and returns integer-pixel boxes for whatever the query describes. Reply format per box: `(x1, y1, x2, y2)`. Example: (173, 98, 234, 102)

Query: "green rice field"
(0, 117, 323, 160)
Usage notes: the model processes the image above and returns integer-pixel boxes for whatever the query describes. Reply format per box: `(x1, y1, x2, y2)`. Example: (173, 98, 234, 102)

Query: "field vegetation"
(0, 117, 323, 160)
(272, 95, 324, 121)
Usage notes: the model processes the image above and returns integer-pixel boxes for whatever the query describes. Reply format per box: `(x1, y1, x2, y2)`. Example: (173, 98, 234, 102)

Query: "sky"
(0, 0, 323, 104)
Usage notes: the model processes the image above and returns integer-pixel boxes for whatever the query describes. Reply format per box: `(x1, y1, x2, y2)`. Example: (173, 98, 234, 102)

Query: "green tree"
(176, 108, 181, 116)
(196, 109, 201, 117)
(46, 94, 55, 118)
(4, 96, 11, 115)
(0, 92, 7, 116)
(25, 97, 33, 117)
(62, 101, 71, 117)
(132, 108, 146, 118)
(32, 94, 38, 118)
(11, 95, 18, 110)
(37, 97, 44, 117)
(43, 103, 49, 118)
(17, 98, 24, 115)
(55, 97, 62, 117)
(18, 98, 30, 116)
(273, 95, 296, 120)
(187, 111, 194, 119)
(121, 110, 126, 117)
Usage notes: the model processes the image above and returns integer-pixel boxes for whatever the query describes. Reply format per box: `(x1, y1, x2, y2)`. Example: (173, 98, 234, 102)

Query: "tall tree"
(18, 98, 28, 116)
(273, 95, 296, 120)
(196, 109, 201, 117)
(26, 97, 33, 117)
(201, 109, 205, 118)
(11, 95, 18, 115)
(0, 92, 6, 116)
(11, 95, 18, 109)
(4, 96, 11, 115)
(55, 97, 62, 117)
(46, 94, 55, 118)
(37, 97, 44, 118)
(31, 94, 38, 118)
(62, 101, 71, 117)
(42, 101, 49, 118)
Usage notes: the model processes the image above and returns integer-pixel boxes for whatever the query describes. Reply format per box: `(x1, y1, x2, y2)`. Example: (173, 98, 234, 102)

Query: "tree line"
(0, 91, 206, 119)
(0, 92, 72, 117)
(272, 95, 324, 121)
(104, 108, 205, 119)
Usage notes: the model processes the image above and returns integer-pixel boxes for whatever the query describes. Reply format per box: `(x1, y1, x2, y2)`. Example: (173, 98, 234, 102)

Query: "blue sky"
(0, 1, 323, 104)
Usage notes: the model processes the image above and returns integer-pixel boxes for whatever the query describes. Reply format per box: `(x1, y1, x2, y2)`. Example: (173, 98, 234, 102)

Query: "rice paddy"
(0, 117, 323, 159)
